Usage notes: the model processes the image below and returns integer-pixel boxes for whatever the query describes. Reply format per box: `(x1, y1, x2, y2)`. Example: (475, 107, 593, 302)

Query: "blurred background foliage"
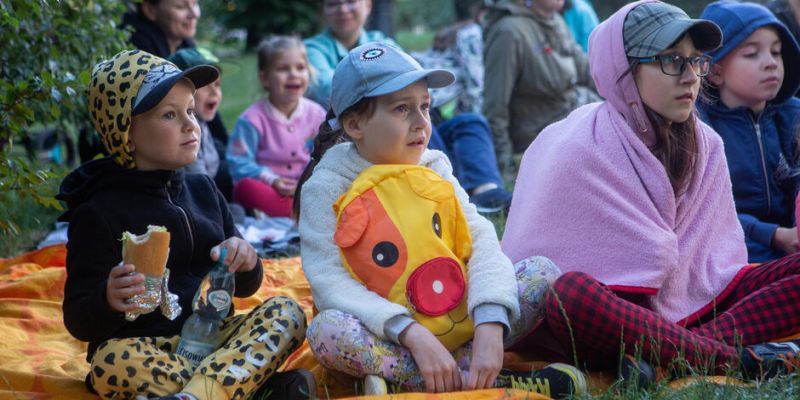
(0, 0, 129, 241)
(198, 0, 321, 50)
(0, 0, 777, 255)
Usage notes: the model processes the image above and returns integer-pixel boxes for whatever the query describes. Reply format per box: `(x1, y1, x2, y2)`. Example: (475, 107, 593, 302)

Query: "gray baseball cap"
(330, 43, 455, 121)
(623, 1, 722, 58)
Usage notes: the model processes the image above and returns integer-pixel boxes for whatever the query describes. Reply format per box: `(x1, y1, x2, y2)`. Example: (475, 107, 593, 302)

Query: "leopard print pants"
(89, 296, 306, 399)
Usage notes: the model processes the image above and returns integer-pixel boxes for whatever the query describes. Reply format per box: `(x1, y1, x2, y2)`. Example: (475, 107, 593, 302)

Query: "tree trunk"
(368, 0, 394, 36)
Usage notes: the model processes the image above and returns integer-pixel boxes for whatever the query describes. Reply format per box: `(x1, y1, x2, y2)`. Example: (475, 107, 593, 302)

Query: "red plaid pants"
(544, 252, 800, 373)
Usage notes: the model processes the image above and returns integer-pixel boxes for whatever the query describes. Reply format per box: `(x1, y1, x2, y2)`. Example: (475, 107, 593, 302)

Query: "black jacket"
(121, 11, 194, 58)
(56, 158, 263, 360)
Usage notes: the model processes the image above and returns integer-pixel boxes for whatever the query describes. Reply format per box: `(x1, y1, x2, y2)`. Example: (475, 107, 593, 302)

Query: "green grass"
(395, 30, 434, 52)
(581, 374, 800, 400)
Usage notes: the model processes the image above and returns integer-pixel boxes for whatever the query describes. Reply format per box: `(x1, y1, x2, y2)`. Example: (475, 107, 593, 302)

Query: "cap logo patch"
(142, 63, 179, 85)
(360, 48, 385, 61)
(132, 63, 180, 112)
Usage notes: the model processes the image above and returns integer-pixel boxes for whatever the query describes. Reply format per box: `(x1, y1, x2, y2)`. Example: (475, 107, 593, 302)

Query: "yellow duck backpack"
(333, 164, 474, 351)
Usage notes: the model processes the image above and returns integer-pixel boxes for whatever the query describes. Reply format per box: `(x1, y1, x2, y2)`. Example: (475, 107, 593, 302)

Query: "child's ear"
(343, 114, 364, 141)
(707, 63, 724, 87)
(127, 135, 136, 152)
(257, 70, 269, 91)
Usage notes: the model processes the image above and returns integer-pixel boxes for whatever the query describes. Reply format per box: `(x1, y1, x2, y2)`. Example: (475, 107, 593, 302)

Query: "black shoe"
(618, 354, 656, 390)
(495, 363, 587, 399)
(252, 369, 316, 400)
(740, 341, 800, 381)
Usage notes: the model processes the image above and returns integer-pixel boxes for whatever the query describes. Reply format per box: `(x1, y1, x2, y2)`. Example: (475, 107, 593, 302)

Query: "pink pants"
(233, 178, 293, 218)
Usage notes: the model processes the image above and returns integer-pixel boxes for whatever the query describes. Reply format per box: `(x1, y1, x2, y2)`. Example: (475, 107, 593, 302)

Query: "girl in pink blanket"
(227, 36, 326, 217)
(503, 0, 800, 383)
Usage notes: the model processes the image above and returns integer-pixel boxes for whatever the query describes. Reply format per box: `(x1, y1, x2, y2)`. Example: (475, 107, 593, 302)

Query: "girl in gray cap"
(293, 43, 586, 397)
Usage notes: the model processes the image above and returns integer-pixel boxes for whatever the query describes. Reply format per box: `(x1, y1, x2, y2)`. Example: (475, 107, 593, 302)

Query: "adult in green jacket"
(483, 0, 599, 176)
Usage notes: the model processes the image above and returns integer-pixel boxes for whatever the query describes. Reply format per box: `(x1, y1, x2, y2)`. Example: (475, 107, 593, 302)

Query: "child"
(227, 36, 326, 218)
(697, 1, 800, 263)
(168, 47, 234, 201)
(57, 49, 311, 400)
(503, 0, 800, 383)
(294, 43, 586, 397)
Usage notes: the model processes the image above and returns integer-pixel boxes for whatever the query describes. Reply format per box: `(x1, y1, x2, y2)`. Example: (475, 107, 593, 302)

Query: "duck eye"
(432, 213, 442, 238)
(372, 241, 399, 267)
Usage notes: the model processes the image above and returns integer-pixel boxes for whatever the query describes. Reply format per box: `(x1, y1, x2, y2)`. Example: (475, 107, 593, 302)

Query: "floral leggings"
(306, 256, 560, 390)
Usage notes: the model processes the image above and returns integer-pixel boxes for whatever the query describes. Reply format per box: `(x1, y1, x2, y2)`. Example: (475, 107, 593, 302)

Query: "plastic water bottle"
(192, 248, 236, 320)
(175, 249, 235, 367)
(175, 311, 222, 367)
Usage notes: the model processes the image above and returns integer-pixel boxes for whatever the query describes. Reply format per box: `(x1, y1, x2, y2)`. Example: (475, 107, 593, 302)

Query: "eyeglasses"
(323, 0, 362, 12)
(635, 54, 712, 77)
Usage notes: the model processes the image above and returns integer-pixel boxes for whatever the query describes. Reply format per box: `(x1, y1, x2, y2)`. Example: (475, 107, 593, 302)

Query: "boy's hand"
(467, 323, 504, 390)
(400, 323, 462, 393)
(211, 237, 258, 273)
(772, 227, 799, 254)
(106, 263, 145, 313)
(272, 177, 298, 197)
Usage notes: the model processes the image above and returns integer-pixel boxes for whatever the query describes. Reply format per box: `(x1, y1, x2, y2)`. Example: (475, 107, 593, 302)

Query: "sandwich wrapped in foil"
(125, 268, 182, 321)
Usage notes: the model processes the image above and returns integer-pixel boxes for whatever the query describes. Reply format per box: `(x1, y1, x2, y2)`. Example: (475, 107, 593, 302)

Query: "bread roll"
(122, 225, 170, 276)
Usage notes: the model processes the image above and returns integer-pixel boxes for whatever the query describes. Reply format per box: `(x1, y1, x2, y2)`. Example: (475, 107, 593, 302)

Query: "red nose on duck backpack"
(333, 164, 474, 351)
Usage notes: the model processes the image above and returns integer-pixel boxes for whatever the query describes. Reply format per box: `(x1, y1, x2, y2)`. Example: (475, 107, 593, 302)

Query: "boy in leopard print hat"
(57, 49, 313, 400)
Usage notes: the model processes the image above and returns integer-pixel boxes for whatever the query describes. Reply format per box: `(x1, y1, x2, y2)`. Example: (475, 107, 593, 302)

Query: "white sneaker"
(363, 374, 388, 395)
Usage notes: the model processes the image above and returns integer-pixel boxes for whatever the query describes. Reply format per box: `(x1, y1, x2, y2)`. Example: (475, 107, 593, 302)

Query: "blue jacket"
(698, 1, 800, 262)
(698, 99, 800, 262)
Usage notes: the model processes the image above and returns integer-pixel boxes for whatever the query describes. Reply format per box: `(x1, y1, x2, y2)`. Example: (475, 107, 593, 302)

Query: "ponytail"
(293, 97, 377, 220)
(293, 109, 347, 219)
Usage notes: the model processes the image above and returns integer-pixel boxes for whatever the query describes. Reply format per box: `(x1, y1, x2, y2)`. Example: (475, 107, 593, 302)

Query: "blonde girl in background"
(227, 36, 326, 217)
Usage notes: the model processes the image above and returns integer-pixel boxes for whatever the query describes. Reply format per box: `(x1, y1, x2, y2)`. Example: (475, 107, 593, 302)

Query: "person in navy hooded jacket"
(698, 0, 800, 263)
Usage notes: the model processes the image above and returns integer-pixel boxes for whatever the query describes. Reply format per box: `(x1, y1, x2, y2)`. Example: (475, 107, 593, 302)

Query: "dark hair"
(292, 97, 377, 219)
(136, 0, 159, 13)
(643, 104, 698, 192)
(454, 0, 483, 21)
(622, 58, 698, 192)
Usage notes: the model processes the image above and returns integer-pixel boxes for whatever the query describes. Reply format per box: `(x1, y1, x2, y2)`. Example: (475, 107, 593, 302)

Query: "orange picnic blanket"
(0, 244, 553, 400)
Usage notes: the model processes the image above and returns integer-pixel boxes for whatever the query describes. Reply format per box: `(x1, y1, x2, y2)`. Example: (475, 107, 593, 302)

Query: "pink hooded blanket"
(502, 0, 749, 324)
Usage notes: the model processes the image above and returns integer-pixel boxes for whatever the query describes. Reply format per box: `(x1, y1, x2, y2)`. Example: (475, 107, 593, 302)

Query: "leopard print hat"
(89, 49, 219, 168)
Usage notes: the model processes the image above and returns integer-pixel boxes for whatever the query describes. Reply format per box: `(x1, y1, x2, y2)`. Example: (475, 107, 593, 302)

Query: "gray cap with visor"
(329, 43, 455, 128)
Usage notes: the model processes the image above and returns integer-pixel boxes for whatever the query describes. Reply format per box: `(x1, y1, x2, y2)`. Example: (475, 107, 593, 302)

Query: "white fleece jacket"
(299, 142, 520, 341)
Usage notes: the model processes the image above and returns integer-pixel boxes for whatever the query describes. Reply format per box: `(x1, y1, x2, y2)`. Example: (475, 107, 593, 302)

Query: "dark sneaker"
(496, 363, 587, 399)
(741, 341, 800, 381)
(252, 368, 317, 400)
(469, 187, 512, 214)
(618, 354, 656, 390)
